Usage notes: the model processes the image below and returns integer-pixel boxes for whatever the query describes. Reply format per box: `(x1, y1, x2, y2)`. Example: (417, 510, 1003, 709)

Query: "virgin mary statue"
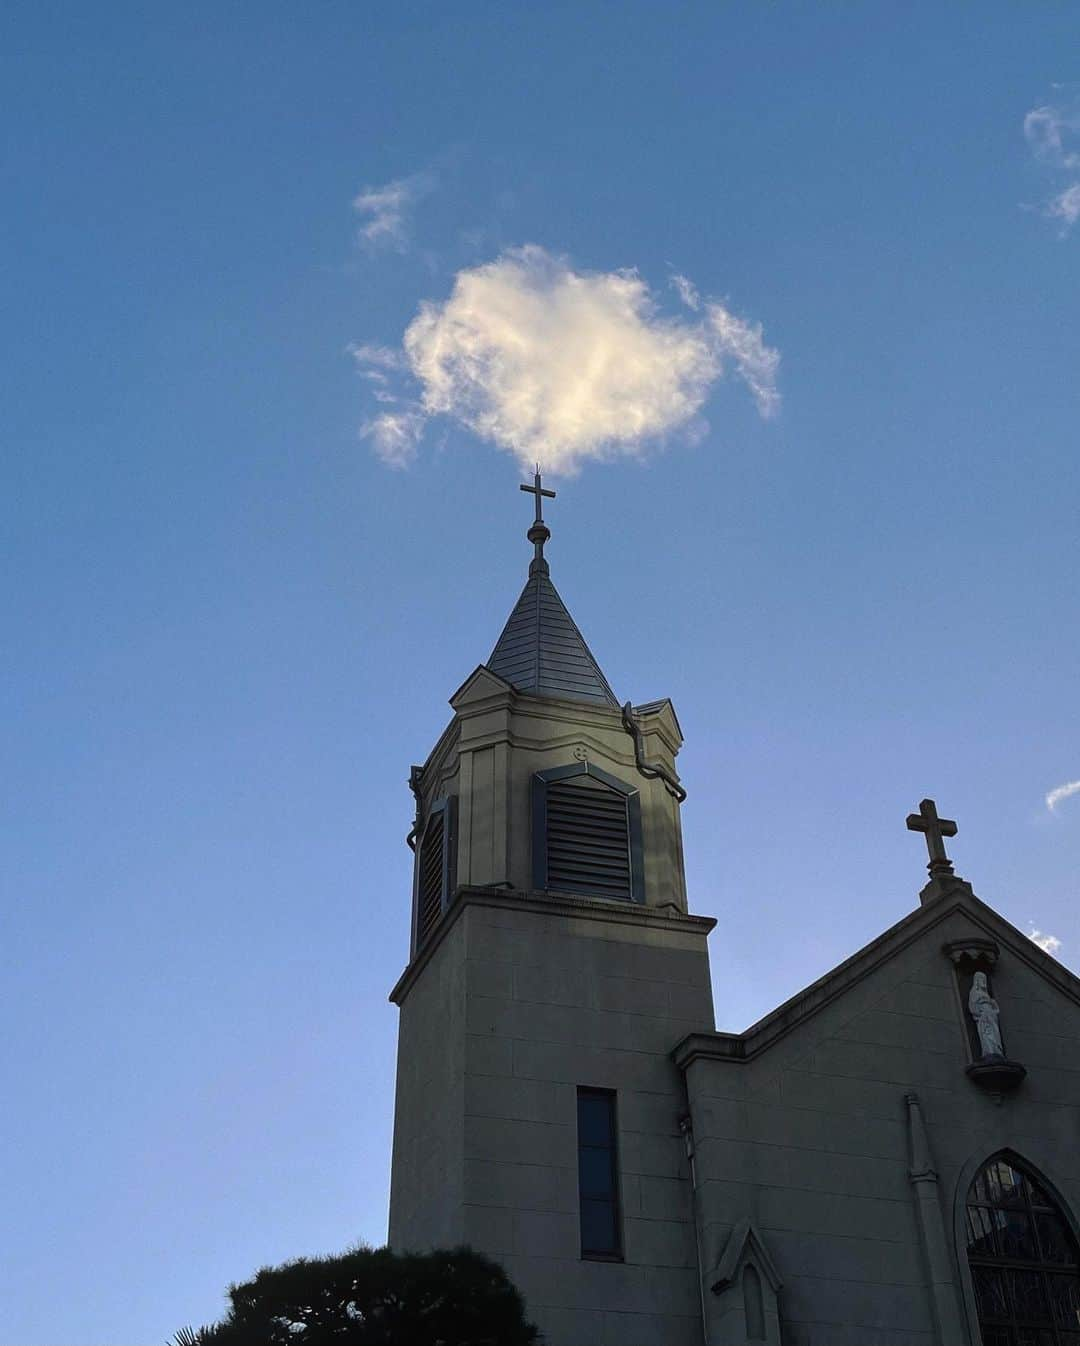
(968, 971, 1004, 1058)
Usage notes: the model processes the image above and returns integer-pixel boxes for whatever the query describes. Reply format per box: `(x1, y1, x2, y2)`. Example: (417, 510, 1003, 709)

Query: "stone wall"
(387, 915, 467, 1250)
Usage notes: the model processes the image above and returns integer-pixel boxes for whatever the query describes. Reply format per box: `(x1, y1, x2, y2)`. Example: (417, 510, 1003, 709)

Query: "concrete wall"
(387, 914, 467, 1251)
(684, 903, 1080, 1346)
(390, 888, 716, 1346)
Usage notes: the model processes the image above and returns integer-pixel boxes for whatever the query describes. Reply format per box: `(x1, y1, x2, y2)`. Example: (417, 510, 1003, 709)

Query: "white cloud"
(706, 302, 781, 419)
(1029, 927, 1063, 957)
(352, 172, 434, 250)
(349, 342, 407, 371)
(666, 272, 779, 416)
(1024, 103, 1080, 169)
(671, 272, 702, 311)
(360, 410, 424, 469)
(358, 245, 778, 474)
(350, 343, 410, 397)
(1048, 183, 1080, 232)
(1024, 95, 1080, 235)
(1045, 779, 1080, 813)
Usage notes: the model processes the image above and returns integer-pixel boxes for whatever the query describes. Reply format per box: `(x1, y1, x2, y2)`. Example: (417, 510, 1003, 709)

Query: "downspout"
(904, 1093, 966, 1345)
(679, 1113, 710, 1346)
(621, 702, 687, 803)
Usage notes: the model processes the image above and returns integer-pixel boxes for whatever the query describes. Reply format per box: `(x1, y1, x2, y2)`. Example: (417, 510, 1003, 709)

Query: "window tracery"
(965, 1154, 1080, 1345)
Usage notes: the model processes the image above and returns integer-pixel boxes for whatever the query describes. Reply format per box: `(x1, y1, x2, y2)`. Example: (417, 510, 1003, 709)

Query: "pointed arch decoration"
(963, 1152, 1080, 1345)
(711, 1219, 783, 1346)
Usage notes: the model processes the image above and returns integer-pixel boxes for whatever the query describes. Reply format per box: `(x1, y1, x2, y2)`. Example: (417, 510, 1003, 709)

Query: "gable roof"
(486, 569, 619, 708)
(673, 879, 1080, 1070)
(448, 663, 515, 709)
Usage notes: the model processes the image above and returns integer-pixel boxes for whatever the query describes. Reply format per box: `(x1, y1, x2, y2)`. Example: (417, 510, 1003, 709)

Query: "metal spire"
(486, 467, 618, 707)
(519, 466, 555, 575)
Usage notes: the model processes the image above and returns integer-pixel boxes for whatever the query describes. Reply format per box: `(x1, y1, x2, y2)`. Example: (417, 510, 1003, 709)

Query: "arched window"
(965, 1154, 1080, 1345)
(532, 763, 644, 903)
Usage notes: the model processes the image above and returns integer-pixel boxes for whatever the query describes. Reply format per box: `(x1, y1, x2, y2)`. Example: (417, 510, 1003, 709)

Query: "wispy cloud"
(360, 410, 424, 469)
(1028, 926, 1063, 957)
(1025, 102, 1080, 169)
(1048, 183, 1080, 232)
(670, 272, 702, 311)
(1024, 93, 1080, 236)
(348, 343, 407, 388)
(349, 342, 406, 371)
(354, 245, 779, 474)
(353, 172, 435, 251)
(1045, 779, 1080, 813)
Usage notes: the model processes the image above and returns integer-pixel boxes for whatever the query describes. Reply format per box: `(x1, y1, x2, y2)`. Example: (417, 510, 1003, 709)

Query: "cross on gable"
(906, 797, 958, 878)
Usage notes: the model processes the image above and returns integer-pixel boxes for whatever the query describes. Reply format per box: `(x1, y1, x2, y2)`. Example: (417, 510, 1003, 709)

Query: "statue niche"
(942, 941, 1026, 1094)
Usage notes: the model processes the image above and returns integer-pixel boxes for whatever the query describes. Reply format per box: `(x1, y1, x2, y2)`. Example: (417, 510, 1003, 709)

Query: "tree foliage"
(172, 1244, 540, 1346)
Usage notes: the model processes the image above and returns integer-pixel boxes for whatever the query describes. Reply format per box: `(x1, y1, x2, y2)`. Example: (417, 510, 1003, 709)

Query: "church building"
(387, 477, 1080, 1346)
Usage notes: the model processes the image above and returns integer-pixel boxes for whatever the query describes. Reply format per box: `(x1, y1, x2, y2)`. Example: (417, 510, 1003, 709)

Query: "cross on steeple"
(906, 798, 958, 880)
(519, 467, 556, 575)
(520, 466, 555, 522)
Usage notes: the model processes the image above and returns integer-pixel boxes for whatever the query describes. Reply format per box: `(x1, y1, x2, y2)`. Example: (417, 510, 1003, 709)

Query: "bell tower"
(388, 475, 717, 1345)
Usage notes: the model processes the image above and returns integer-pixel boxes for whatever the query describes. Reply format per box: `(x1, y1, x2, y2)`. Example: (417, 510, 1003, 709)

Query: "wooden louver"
(416, 810, 445, 946)
(546, 775, 632, 900)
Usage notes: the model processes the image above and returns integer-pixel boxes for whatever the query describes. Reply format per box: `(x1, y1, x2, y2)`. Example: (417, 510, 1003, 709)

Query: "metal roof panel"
(486, 570, 619, 708)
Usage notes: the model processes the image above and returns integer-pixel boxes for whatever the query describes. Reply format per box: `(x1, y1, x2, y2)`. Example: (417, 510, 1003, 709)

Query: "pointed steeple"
(486, 471, 619, 708)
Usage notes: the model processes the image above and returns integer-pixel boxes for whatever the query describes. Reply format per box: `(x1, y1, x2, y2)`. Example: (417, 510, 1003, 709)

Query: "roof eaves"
(673, 886, 1080, 1071)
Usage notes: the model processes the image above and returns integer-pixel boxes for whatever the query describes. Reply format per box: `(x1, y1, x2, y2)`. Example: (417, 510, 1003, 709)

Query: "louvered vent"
(416, 811, 446, 946)
(546, 775, 632, 900)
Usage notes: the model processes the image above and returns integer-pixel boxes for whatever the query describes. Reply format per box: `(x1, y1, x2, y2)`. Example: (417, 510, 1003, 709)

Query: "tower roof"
(487, 569, 619, 707)
(485, 469, 619, 708)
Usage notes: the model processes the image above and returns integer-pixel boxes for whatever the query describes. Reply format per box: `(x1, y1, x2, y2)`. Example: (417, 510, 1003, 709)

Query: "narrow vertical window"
(577, 1088, 621, 1259)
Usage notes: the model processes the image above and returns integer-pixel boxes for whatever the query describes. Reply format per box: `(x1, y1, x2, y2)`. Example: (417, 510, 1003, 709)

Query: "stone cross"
(906, 798, 957, 879)
(520, 468, 556, 572)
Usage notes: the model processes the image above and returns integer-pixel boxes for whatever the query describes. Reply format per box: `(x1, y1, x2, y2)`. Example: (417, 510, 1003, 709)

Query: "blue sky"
(3, 3, 1080, 1340)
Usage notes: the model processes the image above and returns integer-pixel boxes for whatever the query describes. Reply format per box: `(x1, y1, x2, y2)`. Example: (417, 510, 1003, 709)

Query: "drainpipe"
(680, 1112, 710, 1346)
(905, 1093, 966, 1345)
(622, 702, 687, 803)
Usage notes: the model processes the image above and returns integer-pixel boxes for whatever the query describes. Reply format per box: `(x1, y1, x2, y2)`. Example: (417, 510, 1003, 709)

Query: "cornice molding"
(672, 890, 1080, 1072)
(390, 885, 716, 1006)
(422, 682, 666, 777)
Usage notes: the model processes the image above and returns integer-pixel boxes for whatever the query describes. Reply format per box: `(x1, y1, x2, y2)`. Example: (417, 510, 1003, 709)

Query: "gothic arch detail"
(960, 1151, 1080, 1345)
(711, 1219, 783, 1346)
